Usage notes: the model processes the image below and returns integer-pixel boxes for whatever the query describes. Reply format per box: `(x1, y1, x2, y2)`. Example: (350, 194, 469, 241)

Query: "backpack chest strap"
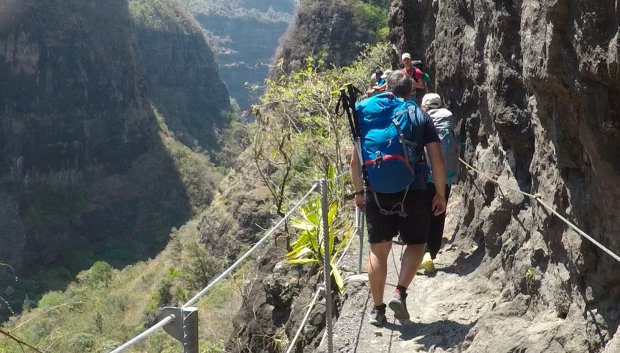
(364, 154, 415, 175)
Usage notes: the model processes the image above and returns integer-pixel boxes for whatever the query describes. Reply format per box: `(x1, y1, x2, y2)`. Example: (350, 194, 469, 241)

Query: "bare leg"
(367, 241, 392, 305)
(397, 244, 425, 288)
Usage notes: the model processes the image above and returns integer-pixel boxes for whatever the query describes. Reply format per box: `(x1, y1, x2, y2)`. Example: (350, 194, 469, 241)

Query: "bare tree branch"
(0, 329, 45, 353)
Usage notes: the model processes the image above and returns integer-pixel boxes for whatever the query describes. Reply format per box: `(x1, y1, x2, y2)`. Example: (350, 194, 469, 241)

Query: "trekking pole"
(344, 84, 369, 185)
(337, 86, 358, 141)
(336, 85, 361, 163)
(337, 85, 366, 177)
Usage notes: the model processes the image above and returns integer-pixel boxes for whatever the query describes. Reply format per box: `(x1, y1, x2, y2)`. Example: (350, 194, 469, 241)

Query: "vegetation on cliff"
(273, 0, 389, 76)
(0, 42, 391, 352)
(130, 0, 233, 155)
(0, 0, 235, 324)
(180, 0, 297, 109)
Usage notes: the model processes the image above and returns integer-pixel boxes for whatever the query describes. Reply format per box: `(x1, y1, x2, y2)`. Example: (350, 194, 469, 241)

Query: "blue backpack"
(356, 93, 426, 193)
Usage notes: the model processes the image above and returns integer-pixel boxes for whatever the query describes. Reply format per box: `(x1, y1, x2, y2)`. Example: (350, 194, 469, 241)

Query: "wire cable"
(184, 182, 320, 308)
(109, 315, 175, 353)
(110, 183, 320, 352)
(459, 157, 620, 263)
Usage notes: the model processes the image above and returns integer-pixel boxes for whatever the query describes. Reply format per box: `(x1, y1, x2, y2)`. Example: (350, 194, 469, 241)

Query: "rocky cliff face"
(390, 0, 620, 350)
(131, 0, 231, 151)
(0, 0, 153, 274)
(273, 0, 389, 76)
(181, 0, 297, 109)
(0, 0, 229, 320)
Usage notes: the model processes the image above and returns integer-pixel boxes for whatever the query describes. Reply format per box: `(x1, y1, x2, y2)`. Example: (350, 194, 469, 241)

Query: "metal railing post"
(182, 307, 198, 353)
(356, 207, 364, 274)
(319, 179, 334, 353)
(162, 307, 198, 353)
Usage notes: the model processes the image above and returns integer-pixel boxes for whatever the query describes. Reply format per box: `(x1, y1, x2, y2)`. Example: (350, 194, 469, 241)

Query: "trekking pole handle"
(339, 87, 358, 140)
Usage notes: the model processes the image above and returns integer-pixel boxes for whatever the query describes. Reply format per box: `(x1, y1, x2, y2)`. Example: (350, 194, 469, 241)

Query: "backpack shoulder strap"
(405, 102, 425, 144)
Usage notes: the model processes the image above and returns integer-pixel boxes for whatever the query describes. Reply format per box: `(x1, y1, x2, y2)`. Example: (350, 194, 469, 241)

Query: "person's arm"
(426, 142, 447, 215)
(349, 145, 365, 210)
(414, 68, 425, 90)
(419, 110, 446, 215)
(372, 82, 387, 91)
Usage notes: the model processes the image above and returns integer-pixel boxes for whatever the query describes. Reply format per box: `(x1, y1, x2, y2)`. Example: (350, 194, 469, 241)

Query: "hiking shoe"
(419, 252, 435, 272)
(369, 304, 386, 326)
(388, 291, 410, 320)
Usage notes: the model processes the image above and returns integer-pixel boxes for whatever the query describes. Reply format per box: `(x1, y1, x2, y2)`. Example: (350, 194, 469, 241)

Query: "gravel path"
(317, 196, 499, 353)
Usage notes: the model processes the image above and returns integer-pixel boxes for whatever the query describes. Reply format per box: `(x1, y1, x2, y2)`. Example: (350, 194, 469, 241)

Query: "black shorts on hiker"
(365, 188, 431, 244)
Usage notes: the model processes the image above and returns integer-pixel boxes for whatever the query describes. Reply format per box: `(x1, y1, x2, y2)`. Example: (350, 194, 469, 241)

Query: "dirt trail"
(317, 196, 499, 353)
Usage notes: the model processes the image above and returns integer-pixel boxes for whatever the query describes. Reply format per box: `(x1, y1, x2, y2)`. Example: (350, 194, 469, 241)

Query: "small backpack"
(427, 108, 460, 184)
(356, 93, 426, 193)
(412, 60, 425, 71)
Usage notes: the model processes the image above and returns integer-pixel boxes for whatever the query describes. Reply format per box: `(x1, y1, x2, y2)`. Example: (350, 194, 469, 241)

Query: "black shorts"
(365, 188, 432, 244)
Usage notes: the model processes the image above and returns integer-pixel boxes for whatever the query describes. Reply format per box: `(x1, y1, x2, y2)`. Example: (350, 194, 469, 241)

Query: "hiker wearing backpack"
(401, 53, 429, 102)
(419, 93, 460, 272)
(349, 70, 447, 326)
(366, 69, 390, 97)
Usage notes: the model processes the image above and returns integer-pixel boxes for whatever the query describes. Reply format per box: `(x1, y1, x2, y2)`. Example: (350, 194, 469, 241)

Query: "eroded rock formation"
(390, 0, 620, 350)
(0, 0, 230, 320)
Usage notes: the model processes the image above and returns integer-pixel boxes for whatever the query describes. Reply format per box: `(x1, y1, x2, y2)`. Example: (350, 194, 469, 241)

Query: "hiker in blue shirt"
(366, 69, 389, 96)
(349, 70, 447, 326)
(419, 93, 460, 272)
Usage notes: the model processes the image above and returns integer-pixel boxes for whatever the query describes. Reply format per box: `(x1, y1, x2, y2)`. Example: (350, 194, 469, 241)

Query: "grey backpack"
(427, 108, 460, 184)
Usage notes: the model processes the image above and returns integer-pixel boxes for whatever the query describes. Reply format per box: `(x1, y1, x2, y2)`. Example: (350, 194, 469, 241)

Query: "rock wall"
(182, 0, 296, 109)
(390, 0, 620, 351)
(273, 0, 389, 77)
(131, 0, 231, 151)
(0, 0, 154, 274)
(0, 0, 230, 320)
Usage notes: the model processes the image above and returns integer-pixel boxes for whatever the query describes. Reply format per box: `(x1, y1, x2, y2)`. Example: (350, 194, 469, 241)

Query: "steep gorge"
(2, 0, 619, 351)
(0, 0, 230, 320)
(220, 1, 620, 352)
(181, 0, 297, 109)
(389, 0, 620, 350)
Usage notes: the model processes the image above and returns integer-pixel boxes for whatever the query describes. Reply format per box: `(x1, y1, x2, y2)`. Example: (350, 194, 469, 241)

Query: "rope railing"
(184, 182, 320, 308)
(108, 171, 353, 353)
(110, 182, 321, 353)
(459, 157, 620, 263)
(284, 289, 323, 353)
(110, 315, 176, 353)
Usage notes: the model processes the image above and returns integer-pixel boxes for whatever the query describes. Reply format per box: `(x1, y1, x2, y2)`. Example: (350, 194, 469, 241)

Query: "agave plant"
(285, 193, 351, 294)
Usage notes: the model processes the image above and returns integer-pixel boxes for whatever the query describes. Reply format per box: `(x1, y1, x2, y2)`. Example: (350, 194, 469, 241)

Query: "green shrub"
(98, 340, 120, 353)
(70, 332, 95, 352)
(77, 261, 114, 287)
(148, 276, 173, 310)
(30, 318, 53, 341)
(182, 242, 223, 290)
(38, 291, 65, 309)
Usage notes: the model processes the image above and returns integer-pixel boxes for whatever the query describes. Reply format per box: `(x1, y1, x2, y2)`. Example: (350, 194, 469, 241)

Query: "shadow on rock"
(389, 319, 477, 351)
(436, 245, 485, 276)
